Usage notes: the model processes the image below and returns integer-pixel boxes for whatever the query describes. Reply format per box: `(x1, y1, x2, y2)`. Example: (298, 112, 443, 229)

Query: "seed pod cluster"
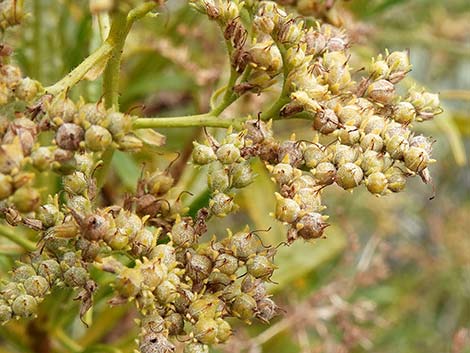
(42, 98, 141, 153)
(98, 221, 279, 351)
(0, 252, 94, 324)
(0, 115, 43, 215)
(0, 63, 42, 105)
(192, 130, 255, 217)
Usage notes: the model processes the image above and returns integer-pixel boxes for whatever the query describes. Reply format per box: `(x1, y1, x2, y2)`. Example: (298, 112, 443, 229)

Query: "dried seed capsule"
(278, 140, 304, 167)
(141, 313, 165, 332)
(140, 263, 165, 291)
(132, 228, 157, 256)
(31, 147, 54, 171)
(192, 142, 217, 165)
(11, 187, 41, 213)
(362, 115, 386, 135)
(386, 167, 407, 192)
(410, 135, 433, 155)
(12, 295, 38, 318)
(314, 162, 336, 185)
(63, 266, 88, 287)
(393, 102, 416, 125)
(0, 282, 23, 302)
(370, 59, 390, 80)
(296, 188, 322, 211)
(231, 293, 257, 322)
(360, 133, 384, 152)
(74, 154, 95, 175)
(56, 123, 84, 150)
(155, 280, 178, 304)
(16, 78, 41, 102)
(165, 312, 184, 335)
(194, 318, 218, 345)
(186, 253, 213, 282)
(230, 230, 261, 259)
(230, 162, 255, 188)
(216, 143, 241, 164)
(66, 195, 92, 217)
(0, 173, 13, 199)
(361, 150, 385, 175)
(338, 105, 362, 127)
(296, 212, 327, 239)
(184, 343, 209, 353)
(210, 192, 235, 217)
(188, 296, 221, 321)
(47, 98, 77, 123)
(84, 125, 113, 151)
(24, 275, 49, 297)
(337, 126, 361, 145)
(107, 112, 132, 139)
(63, 171, 88, 195)
(11, 265, 36, 283)
(366, 79, 395, 104)
(215, 318, 232, 343)
(214, 253, 239, 275)
(80, 103, 107, 126)
(275, 193, 300, 223)
(404, 146, 429, 172)
(207, 162, 230, 192)
(333, 144, 359, 166)
(271, 163, 295, 185)
(207, 271, 232, 292)
(139, 332, 174, 353)
(385, 134, 409, 160)
(303, 144, 324, 168)
(246, 255, 275, 279)
(83, 213, 115, 241)
(76, 238, 101, 261)
(336, 163, 364, 190)
(245, 120, 273, 144)
(149, 244, 176, 269)
(0, 303, 12, 324)
(171, 219, 197, 247)
(387, 51, 411, 73)
(256, 297, 279, 322)
(313, 109, 339, 134)
(36, 259, 61, 284)
(366, 172, 388, 194)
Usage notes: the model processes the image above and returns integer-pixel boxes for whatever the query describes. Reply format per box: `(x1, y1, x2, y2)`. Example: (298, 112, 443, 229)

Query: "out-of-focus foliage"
(0, 1, 468, 353)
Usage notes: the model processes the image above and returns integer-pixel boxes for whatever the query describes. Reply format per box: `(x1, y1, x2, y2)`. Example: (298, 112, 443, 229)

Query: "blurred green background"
(1, 0, 470, 352)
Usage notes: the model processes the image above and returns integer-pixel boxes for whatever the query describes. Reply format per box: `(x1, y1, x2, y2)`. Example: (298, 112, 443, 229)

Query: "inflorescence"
(0, 1, 441, 352)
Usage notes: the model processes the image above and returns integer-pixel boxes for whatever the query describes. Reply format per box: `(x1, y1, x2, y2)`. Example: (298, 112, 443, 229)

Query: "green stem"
(45, 2, 156, 97)
(103, 2, 158, 110)
(102, 12, 128, 110)
(261, 42, 290, 120)
(133, 113, 247, 130)
(0, 224, 36, 252)
(32, 0, 43, 81)
(45, 42, 113, 96)
(97, 2, 157, 187)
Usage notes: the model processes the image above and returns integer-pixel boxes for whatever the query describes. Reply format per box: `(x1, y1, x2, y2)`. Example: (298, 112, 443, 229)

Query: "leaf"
(268, 225, 347, 293)
(111, 151, 141, 190)
(134, 128, 167, 147)
(84, 54, 109, 81)
(435, 114, 467, 166)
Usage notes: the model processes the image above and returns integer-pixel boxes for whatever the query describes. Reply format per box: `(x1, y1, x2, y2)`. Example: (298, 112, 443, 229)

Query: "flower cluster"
(0, 1, 443, 352)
